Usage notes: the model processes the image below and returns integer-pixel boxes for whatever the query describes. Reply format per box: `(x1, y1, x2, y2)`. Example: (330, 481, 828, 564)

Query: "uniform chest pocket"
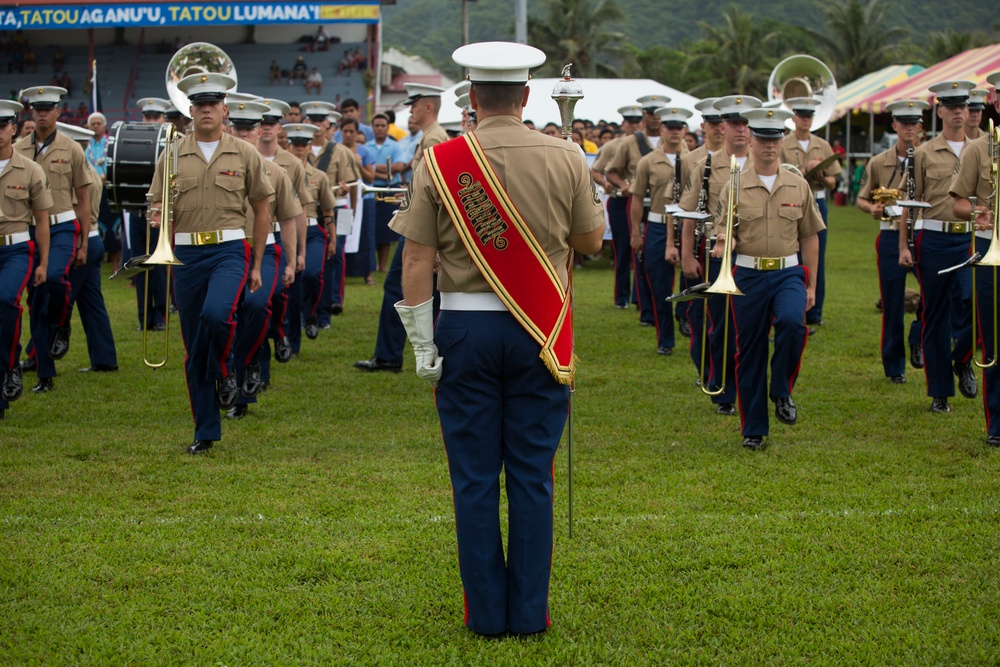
(737, 206, 764, 243)
(1, 187, 30, 219)
(215, 174, 246, 211)
(47, 161, 71, 190)
(173, 176, 199, 212)
(925, 166, 954, 184)
(777, 206, 804, 243)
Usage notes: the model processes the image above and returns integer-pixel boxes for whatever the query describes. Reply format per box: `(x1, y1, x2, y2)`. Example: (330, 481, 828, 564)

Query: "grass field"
(2, 205, 999, 665)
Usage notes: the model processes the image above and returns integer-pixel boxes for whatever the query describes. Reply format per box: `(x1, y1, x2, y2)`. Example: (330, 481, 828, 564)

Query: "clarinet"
(694, 151, 712, 245)
(906, 144, 916, 251)
(672, 151, 682, 249)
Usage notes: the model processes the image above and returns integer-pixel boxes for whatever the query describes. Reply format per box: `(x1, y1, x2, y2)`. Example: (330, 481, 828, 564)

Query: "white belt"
(879, 221, 900, 231)
(88, 229, 100, 238)
(264, 233, 276, 246)
(174, 229, 246, 246)
(647, 212, 665, 223)
(335, 198, 349, 208)
(50, 210, 76, 225)
(440, 292, 507, 311)
(0, 231, 31, 246)
(307, 217, 320, 227)
(921, 219, 971, 234)
(814, 190, 826, 200)
(734, 254, 799, 271)
(976, 230, 992, 240)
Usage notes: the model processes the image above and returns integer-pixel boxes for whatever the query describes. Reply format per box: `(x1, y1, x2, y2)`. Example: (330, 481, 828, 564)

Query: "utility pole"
(515, 0, 527, 44)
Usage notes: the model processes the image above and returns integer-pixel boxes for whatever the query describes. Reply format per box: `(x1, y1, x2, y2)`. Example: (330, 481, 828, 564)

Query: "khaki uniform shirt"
(606, 132, 657, 184)
(391, 115, 604, 292)
(14, 130, 93, 215)
(0, 150, 52, 235)
(633, 148, 681, 215)
(413, 121, 448, 169)
(269, 146, 312, 210)
(721, 164, 826, 257)
(948, 135, 991, 206)
(858, 147, 910, 203)
(592, 135, 622, 174)
(780, 134, 842, 193)
(84, 163, 101, 230)
(303, 163, 336, 219)
(148, 132, 274, 234)
(681, 143, 709, 189)
(914, 134, 966, 222)
(306, 138, 360, 187)
(245, 160, 302, 236)
(680, 149, 754, 234)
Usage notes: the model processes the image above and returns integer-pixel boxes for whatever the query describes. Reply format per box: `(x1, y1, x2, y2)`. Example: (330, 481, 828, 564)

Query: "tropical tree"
(527, 0, 631, 78)
(803, 0, 907, 84)
(683, 6, 780, 98)
(924, 29, 994, 65)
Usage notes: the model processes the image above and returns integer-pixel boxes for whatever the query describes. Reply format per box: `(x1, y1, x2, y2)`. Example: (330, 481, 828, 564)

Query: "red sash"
(425, 133, 574, 385)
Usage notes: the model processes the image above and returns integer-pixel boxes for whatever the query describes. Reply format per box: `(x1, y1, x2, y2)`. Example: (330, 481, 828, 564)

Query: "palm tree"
(684, 6, 780, 98)
(925, 29, 993, 65)
(527, 0, 631, 78)
(804, 0, 907, 84)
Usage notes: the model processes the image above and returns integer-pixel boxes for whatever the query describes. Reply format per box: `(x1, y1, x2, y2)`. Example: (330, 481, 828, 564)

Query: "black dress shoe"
(32, 377, 54, 393)
(0, 408, 5, 420)
(954, 362, 977, 399)
(19, 357, 36, 372)
(151, 322, 166, 332)
(186, 439, 214, 454)
(226, 405, 248, 420)
(216, 374, 239, 410)
(656, 346, 673, 356)
(807, 326, 818, 336)
(305, 317, 319, 340)
(241, 363, 262, 397)
(331, 302, 343, 315)
(716, 402, 735, 416)
(987, 435, 1000, 447)
(274, 336, 293, 363)
(890, 375, 906, 384)
(910, 344, 924, 369)
(742, 436, 766, 450)
(677, 319, 691, 338)
(773, 395, 797, 425)
(49, 325, 71, 360)
(930, 397, 951, 413)
(354, 357, 403, 373)
(875, 298, 883, 312)
(2, 366, 23, 401)
(79, 364, 119, 373)
(640, 321, 654, 327)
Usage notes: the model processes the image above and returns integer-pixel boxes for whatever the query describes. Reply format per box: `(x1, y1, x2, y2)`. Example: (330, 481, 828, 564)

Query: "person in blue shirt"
(366, 113, 406, 272)
(339, 117, 377, 289)
(333, 98, 374, 144)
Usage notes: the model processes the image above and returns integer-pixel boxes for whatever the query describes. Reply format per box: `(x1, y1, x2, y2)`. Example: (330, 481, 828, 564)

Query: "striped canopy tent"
(857, 44, 1000, 113)
(832, 65, 924, 121)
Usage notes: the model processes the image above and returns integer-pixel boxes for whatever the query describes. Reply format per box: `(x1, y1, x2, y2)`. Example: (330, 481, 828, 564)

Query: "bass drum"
(106, 122, 170, 212)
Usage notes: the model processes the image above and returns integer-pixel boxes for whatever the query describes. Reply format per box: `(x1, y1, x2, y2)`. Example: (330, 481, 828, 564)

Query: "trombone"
(970, 119, 1000, 369)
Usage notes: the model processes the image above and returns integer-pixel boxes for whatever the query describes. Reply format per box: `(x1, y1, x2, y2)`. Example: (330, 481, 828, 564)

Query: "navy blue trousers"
(607, 197, 631, 307)
(806, 197, 828, 324)
(27, 221, 78, 380)
(974, 236, 1000, 436)
(642, 221, 675, 350)
(173, 241, 248, 442)
(0, 241, 33, 412)
(434, 310, 568, 635)
(67, 234, 117, 368)
(373, 238, 406, 364)
(684, 249, 736, 404)
(630, 201, 654, 323)
(732, 265, 808, 437)
(301, 225, 327, 322)
(129, 212, 167, 329)
(875, 230, 923, 378)
(915, 230, 973, 398)
(320, 231, 349, 324)
(234, 244, 281, 408)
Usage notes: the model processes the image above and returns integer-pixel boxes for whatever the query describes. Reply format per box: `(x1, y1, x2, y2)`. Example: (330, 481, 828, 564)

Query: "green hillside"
(382, 0, 993, 80)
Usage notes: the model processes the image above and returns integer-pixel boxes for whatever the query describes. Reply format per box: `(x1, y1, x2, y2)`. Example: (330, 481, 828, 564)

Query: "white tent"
(390, 78, 704, 131)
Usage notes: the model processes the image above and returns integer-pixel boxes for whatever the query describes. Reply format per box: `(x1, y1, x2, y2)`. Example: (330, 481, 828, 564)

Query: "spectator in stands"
(338, 49, 352, 76)
(397, 115, 422, 185)
(75, 103, 87, 124)
(385, 109, 407, 141)
(290, 55, 308, 85)
(59, 71, 72, 97)
(341, 117, 377, 285)
(315, 26, 330, 52)
(305, 67, 323, 95)
(352, 46, 365, 72)
(24, 47, 37, 74)
(598, 127, 614, 146)
(571, 129, 585, 149)
(18, 118, 34, 138)
(277, 125, 289, 151)
(572, 119, 598, 154)
(334, 98, 374, 143)
(8, 49, 24, 74)
(269, 60, 282, 86)
(52, 45, 64, 72)
(284, 101, 301, 123)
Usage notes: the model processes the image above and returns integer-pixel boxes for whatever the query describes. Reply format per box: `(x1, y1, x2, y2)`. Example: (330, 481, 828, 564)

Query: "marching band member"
(131, 97, 169, 334)
(225, 99, 300, 420)
(678, 95, 760, 416)
(720, 107, 825, 451)
(147, 73, 274, 454)
(857, 99, 928, 384)
(0, 100, 51, 419)
(965, 88, 988, 140)
(899, 80, 977, 413)
(15, 85, 93, 391)
(780, 97, 842, 330)
(950, 70, 1000, 445)
(392, 40, 604, 637)
(630, 105, 692, 355)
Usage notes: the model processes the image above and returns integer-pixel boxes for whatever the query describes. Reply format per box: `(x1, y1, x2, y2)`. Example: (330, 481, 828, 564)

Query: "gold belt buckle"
(197, 231, 218, 246)
(0, 235, 10, 246)
(756, 257, 781, 270)
(949, 221, 966, 234)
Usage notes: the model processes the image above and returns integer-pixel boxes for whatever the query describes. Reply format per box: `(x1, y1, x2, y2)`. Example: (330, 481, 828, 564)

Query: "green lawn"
(2, 205, 999, 665)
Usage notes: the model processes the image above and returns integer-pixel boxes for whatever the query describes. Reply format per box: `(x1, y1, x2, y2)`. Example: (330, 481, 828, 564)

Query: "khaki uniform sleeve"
(679, 155, 707, 211)
(949, 142, 983, 199)
(148, 151, 165, 203)
(87, 164, 101, 223)
(389, 160, 440, 247)
(571, 149, 605, 236)
(29, 161, 54, 212)
(244, 147, 275, 204)
(316, 171, 337, 211)
(273, 167, 302, 221)
(858, 158, 877, 201)
(287, 159, 313, 207)
(632, 156, 651, 198)
(69, 140, 94, 190)
(799, 187, 826, 237)
(605, 138, 630, 177)
(592, 140, 617, 173)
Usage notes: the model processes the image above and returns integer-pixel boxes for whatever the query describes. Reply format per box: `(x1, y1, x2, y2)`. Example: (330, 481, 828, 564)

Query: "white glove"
(394, 298, 443, 386)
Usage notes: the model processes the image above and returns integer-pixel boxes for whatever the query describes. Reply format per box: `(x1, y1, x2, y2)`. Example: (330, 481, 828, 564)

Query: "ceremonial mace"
(552, 64, 583, 538)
